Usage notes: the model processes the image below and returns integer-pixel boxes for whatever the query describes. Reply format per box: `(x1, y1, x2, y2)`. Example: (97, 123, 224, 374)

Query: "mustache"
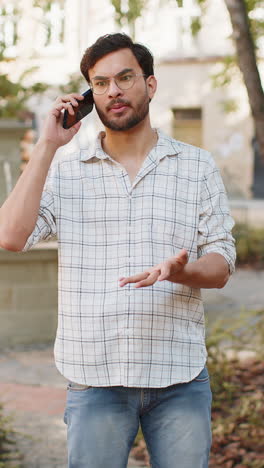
(106, 98, 131, 111)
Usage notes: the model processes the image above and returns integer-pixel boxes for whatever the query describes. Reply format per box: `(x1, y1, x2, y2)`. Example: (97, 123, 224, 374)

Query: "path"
(0, 347, 146, 467)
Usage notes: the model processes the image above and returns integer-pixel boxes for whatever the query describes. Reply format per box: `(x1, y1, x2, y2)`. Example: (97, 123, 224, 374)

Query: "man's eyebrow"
(115, 68, 134, 77)
(91, 68, 134, 80)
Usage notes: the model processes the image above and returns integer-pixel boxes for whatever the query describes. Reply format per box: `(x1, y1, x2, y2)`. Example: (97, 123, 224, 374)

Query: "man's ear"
(146, 75, 157, 101)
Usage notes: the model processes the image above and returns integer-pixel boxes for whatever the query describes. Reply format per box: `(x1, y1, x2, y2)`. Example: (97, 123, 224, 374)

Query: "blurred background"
(0, 1, 263, 467)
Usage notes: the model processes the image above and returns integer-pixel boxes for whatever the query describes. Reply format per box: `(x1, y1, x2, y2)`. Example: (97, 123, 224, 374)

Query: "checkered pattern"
(23, 129, 236, 387)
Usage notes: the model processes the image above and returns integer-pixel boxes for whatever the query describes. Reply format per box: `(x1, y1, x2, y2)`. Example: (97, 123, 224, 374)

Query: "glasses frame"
(90, 72, 146, 95)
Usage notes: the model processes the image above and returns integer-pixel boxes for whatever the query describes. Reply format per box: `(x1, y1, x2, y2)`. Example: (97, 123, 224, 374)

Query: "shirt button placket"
(125, 191, 133, 384)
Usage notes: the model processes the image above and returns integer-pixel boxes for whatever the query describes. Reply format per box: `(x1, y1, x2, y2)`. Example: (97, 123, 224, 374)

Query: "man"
(0, 33, 236, 468)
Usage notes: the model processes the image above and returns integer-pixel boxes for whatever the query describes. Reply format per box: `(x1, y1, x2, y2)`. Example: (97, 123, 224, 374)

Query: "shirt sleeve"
(197, 156, 236, 274)
(22, 166, 57, 252)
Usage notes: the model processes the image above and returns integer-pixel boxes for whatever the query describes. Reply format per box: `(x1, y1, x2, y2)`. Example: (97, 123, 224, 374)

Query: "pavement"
(0, 347, 146, 468)
(0, 268, 263, 468)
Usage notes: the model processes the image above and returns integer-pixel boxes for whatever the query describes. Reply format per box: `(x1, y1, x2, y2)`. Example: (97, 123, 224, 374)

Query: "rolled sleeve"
(197, 158, 236, 274)
(22, 167, 57, 252)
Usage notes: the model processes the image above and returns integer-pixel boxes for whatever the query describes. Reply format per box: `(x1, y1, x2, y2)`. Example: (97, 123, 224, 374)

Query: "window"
(172, 108, 203, 147)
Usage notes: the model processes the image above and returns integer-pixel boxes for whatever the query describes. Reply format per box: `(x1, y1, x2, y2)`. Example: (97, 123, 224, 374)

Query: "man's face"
(89, 48, 156, 131)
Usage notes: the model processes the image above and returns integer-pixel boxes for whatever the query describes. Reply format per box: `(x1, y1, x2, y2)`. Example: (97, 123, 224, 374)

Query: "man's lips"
(109, 104, 129, 113)
(107, 101, 130, 113)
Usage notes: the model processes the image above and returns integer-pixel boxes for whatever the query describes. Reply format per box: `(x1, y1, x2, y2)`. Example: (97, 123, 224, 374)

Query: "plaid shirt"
(23, 129, 236, 387)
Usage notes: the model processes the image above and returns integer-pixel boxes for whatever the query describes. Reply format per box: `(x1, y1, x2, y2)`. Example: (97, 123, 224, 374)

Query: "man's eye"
(119, 74, 133, 82)
(95, 81, 107, 87)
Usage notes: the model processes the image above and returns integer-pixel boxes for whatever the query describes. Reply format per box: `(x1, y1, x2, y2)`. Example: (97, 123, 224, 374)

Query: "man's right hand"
(38, 93, 84, 149)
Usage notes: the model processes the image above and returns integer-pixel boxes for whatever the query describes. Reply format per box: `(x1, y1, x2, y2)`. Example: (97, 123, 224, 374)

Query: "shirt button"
(124, 328, 131, 336)
(125, 290, 132, 296)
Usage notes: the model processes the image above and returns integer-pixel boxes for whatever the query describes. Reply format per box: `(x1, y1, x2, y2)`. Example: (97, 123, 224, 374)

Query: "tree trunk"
(224, 0, 264, 161)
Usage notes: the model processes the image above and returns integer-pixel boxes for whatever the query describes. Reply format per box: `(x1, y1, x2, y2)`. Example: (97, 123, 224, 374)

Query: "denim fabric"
(64, 366, 212, 468)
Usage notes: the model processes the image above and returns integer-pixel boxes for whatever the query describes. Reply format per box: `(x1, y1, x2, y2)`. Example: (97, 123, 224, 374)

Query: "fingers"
(118, 249, 189, 289)
(53, 94, 84, 116)
(119, 270, 160, 288)
(119, 272, 149, 287)
(56, 93, 84, 103)
(157, 264, 171, 281)
(134, 270, 160, 288)
(176, 249, 189, 265)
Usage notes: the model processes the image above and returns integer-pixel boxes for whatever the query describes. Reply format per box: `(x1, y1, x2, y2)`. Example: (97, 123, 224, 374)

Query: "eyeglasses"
(90, 72, 146, 95)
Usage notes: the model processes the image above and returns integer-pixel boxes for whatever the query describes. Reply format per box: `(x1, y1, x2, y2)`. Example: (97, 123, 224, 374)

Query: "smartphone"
(62, 89, 94, 129)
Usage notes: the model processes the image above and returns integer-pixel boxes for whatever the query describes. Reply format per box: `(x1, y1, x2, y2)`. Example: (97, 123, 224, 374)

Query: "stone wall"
(0, 243, 58, 349)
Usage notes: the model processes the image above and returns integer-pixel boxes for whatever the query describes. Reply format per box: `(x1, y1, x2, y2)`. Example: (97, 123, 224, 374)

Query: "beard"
(95, 93, 150, 131)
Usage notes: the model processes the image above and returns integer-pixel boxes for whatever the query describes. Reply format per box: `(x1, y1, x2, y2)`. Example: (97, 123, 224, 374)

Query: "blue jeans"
(64, 367, 212, 468)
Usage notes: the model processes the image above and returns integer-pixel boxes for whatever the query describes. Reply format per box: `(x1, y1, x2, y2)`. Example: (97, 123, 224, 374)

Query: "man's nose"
(107, 78, 122, 98)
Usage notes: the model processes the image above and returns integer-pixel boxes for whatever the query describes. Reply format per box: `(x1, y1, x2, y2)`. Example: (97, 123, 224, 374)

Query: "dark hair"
(80, 33, 154, 83)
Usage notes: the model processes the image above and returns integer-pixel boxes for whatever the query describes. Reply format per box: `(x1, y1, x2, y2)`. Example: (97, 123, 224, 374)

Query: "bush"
(233, 224, 264, 268)
(0, 404, 21, 468)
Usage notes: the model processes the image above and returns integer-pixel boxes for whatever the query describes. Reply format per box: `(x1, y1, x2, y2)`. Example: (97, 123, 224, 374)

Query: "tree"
(223, 0, 264, 160)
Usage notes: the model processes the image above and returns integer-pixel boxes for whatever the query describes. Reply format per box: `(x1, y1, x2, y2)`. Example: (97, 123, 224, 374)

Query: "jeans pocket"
(193, 366, 209, 382)
(67, 381, 92, 392)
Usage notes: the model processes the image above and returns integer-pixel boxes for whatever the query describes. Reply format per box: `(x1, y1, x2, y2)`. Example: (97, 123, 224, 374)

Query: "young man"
(0, 33, 236, 468)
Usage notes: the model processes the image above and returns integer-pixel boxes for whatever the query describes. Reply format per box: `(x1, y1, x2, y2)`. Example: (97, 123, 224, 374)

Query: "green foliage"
(33, 0, 63, 11)
(210, 56, 240, 114)
(211, 56, 238, 88)
(0, 73, 49, 119)
(190, 0, 207, 36)
(111, 0, 148, 27)
(220, 98, 238, 114)
(233, 223, 264, 267)
(190, 17, 201, 36)
(0, 403, 21, 468)
(58, 73, 86, 94)
(245, 0, 264, 47)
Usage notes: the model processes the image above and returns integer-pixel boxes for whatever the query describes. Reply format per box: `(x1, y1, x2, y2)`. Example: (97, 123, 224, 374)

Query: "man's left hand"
(119, 249, 188, 288)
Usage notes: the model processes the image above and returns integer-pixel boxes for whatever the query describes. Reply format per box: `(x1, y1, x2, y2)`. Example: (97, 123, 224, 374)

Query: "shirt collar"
(80, 129, 182, 163)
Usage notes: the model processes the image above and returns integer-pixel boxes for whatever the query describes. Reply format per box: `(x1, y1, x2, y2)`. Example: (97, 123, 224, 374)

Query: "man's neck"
(101, 119, 158, 166)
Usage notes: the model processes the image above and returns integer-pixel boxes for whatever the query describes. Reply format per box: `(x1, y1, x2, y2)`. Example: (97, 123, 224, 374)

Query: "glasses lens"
(115, 73, 135, 90)
(91, 79, 109, 95)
